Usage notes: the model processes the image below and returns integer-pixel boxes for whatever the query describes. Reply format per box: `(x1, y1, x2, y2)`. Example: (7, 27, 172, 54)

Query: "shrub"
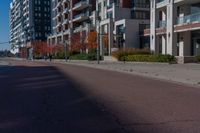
(112, 48, 151, 60)
(196, 56, 200, 62)
(87, 49, 97, 61)
(121, 54, 176, 63)
(69, 53, 88, 60)
(52, 51, 71, 59)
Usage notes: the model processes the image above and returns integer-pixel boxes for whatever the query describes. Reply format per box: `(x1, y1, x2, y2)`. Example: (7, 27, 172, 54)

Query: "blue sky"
(0, 0, 12, 50)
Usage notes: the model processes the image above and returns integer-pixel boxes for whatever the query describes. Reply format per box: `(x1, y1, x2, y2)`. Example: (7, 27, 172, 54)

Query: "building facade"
(48, 0, 96, 49)
(96, 0, 150, 56)
(10, 0, 51, 58)
(146, 0, 200, 63)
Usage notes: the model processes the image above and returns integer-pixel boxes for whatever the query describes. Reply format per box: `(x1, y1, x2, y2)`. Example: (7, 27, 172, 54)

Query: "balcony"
(63, 29, 70, 35)
(73, 12, 89, 22)
(63, 8, 69, 14)
(73, 26, 82, 33)
(175, 13, 200, 32)
(73, 0, 90, 11)
(107, 3, 113, 10)
(177, 13, 200, 25)
(156, 0, 167, 8)
(158, 20, 166, 28)
(62, 19, 69, 25)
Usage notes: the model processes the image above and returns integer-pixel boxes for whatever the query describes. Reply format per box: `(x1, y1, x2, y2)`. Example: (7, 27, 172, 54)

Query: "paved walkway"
(0, 58, 10, 66)
(53, 60, 200, 87)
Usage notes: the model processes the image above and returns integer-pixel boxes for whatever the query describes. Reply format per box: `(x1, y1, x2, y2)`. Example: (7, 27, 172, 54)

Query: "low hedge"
(69, 53, 89, 60)
(112, 48, 151, 60)
(196, 56, 200, 62)
(69, 53, 100, 61)
(120, 54, 176, 63)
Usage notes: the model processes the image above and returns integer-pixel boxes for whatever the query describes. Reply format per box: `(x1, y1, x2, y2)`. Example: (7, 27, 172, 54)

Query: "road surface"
(0, 58, 200, 133)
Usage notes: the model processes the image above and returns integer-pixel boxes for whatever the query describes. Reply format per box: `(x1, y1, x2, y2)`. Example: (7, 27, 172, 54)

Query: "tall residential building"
(48, 0, 96, 47)
(145, 0, 200, 63)
(10, 0, 51, 57)
(96, 0, 150, 56)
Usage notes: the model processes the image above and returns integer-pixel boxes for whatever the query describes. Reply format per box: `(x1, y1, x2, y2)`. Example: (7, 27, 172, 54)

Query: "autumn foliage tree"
(103, 34, 109, 49)
(32, 41, 51, 57)
(32, 41, 65, 58)
(70, 33, 86, 53)
(86, 31, 97, 51)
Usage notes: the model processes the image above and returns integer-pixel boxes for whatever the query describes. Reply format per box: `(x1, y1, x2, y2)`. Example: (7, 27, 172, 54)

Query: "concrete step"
(103, 56, 117, 62)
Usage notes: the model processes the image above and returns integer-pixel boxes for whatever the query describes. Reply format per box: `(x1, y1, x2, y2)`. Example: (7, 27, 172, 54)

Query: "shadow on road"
(0, 65, 126, 133)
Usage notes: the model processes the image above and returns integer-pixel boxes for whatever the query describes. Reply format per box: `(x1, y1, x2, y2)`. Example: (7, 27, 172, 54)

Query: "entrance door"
(194, 38, 200, 56)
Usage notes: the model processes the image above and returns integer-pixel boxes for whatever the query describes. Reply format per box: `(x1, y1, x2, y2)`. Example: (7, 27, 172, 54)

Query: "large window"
(131, 10, 150, 19)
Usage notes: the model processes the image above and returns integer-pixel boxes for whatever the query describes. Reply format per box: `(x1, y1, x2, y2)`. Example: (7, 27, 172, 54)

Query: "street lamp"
(96, 13, 101, 64)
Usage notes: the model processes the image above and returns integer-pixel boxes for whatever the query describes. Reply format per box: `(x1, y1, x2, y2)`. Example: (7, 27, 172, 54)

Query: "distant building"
(9, 0, 51, 58)
(47, 0, 150, 58)
(47, 0, 97, 48)
(96, 0, 150, 56)
(144, 0, 200, 63)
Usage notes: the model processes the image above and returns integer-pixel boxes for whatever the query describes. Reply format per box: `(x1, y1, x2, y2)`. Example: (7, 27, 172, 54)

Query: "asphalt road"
(0, 58, 200, 133)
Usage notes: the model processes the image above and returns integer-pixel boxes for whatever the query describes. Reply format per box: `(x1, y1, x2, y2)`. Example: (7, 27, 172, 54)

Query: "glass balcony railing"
(157, 0, 165, 3)
(177, 13, 200, 25)
(107, 4, 113, 9)
(158, 20, 166, 28)
(73, 12, 89, 19)
(74, 0, 88, 8)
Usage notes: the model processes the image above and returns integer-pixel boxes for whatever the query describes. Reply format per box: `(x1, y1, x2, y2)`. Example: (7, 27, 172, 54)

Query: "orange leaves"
(103, 34, 109, 49)
(86, 31, 97, 50)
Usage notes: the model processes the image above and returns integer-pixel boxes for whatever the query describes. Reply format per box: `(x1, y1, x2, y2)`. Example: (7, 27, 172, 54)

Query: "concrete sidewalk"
(0, 58, 10, 66)
(49, 60, 200, 87)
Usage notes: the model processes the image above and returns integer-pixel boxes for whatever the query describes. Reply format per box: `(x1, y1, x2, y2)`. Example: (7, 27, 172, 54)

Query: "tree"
(52, 44, 64, 54)
(103, 34, 109, 49)
(70, 33, 85, 53)
(32, 41, 51, 57)
(86, 31, 97, 50)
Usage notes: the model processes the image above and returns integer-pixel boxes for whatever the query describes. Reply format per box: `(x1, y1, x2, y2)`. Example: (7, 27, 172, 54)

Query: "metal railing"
(158, 20, 166, 28)
(177, 13, 200, 24)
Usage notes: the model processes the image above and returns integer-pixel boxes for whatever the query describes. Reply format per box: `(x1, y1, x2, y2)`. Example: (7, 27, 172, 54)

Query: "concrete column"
(108, 20, 114, 55)
(150, 0, 158, 53)
(162, 35, 166, 54)
(61, 34, 64, 44)
(162, 9, 166, 21)
(99, 25, 104, 56)
(55, 36, 58, 44)
(166, 0, 177, 55)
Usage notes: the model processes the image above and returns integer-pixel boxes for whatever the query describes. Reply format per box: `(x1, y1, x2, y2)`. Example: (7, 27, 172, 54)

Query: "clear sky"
(0, 0, 12, 50)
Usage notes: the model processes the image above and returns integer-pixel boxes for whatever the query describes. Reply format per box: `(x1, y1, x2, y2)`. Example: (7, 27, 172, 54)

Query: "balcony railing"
(157, 0, 165, 3)
(73, 12, 89, 19)
(177, 13, 200, 25)
(107, 4, 113, 9)
(74, 0, 89, 9)
(158, 20, 166, 28)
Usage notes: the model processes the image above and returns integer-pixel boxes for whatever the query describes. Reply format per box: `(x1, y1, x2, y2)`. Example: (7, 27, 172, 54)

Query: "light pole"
(96, 13, 101, 64)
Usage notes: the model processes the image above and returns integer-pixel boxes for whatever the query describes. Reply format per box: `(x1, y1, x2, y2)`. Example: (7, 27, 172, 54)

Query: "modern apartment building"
(48, 0, 96, 48)
(10, 0, 51, 57)
(145, 0, 200, 63)
(96, 0, 150, 56)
